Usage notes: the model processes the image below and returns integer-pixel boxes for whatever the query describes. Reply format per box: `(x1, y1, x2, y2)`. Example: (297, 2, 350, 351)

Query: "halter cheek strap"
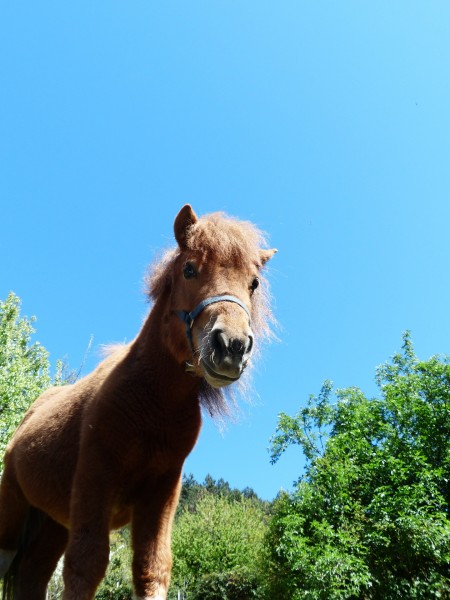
(176, 295, 251, 354)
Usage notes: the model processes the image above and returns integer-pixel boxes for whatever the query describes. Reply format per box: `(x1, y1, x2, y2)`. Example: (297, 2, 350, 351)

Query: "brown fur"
(0, 205, 276, 600)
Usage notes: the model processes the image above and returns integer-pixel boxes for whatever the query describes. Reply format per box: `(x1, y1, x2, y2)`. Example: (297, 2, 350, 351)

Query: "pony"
(0, 205, 276, 600)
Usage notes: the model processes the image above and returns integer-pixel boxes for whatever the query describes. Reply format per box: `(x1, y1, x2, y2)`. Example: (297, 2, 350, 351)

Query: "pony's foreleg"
(63, 516, 110, 600)
(0, 464, 29, 576)
(62, 458, 114, 600)
(131, 470, 182, 600)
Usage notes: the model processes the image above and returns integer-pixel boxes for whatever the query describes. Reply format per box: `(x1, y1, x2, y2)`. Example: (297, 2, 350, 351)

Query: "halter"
(176, 295, 251, 366)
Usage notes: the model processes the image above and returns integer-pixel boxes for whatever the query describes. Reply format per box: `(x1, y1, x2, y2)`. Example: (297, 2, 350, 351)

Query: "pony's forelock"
(186, 212, 267, 267)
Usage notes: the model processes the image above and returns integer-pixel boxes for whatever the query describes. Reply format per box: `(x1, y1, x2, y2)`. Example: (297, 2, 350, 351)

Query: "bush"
(170, 494, 268, 599)
(266, 334, 450, 598)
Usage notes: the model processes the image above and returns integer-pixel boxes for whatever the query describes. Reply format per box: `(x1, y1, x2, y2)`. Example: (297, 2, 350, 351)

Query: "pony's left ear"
(174, 204, 198, 249)
(260, 248, 278, 266)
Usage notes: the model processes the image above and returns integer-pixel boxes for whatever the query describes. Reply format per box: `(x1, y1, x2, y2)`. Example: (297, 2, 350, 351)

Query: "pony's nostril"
(211, 329, 227, 361)
(246, 334, 254, 355)
(229, 338, 245, 357)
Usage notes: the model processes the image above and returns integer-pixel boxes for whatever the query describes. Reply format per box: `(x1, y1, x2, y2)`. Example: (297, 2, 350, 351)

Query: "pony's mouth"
(201, 359, 241, 387)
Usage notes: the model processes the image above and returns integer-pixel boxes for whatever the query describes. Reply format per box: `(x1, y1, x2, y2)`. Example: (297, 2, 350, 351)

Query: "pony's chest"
(121, 410, 201, 472)
(112, 421, 200, 510)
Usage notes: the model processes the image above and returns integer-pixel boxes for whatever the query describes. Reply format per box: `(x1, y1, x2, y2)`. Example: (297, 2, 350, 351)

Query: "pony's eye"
(183, 263, 197, 280)
(250, 277, 260, 294)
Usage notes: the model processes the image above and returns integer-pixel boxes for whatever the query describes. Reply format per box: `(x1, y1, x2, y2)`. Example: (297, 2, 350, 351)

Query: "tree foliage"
(178, 473, 262, 516)
(96, 529, 133, 600)
(266, 333, 450, 599)
(170, 477, 269, 600)
(0, 293, 53, 470)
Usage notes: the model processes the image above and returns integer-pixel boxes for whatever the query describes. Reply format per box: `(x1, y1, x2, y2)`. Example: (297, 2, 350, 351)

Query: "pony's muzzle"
(203, 325, 254, 384)
(187, 295, 254, 387)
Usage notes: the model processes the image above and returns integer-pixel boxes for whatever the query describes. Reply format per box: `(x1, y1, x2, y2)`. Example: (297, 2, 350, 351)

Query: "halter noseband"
(176, 295, 251, 361)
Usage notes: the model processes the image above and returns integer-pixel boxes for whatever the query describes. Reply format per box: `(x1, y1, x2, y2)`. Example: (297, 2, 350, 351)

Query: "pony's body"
(0, 205, 275, 600)
(9, 332, 200, 530)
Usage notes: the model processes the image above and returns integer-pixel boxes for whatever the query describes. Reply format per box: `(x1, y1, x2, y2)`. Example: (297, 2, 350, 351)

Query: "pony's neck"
(131, 296, 201, 406)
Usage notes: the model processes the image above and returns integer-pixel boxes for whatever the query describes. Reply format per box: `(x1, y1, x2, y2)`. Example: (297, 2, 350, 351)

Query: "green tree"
(177, 473, 267, 516)
(266, 333, 450, 599)
(0, 293, 52, 471)
(170, 493, 268, 599)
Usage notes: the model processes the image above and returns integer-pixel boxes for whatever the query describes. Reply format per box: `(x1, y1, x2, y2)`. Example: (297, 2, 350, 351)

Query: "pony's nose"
(212, 329, 253, 364)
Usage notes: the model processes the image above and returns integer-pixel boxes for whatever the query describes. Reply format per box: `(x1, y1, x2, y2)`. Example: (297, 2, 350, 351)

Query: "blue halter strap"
(176, 295, 251, 352)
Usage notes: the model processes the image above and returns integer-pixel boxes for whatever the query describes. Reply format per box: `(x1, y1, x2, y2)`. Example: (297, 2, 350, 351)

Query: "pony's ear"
(174, 204, 198, 249)
(260, 248, 278, 266)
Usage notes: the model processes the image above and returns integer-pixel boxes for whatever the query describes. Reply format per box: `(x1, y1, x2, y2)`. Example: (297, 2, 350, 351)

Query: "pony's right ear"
(174, 204, 198, 249)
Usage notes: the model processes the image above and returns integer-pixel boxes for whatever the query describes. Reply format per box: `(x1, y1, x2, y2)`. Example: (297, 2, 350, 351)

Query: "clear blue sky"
(1, 2, 450, 500)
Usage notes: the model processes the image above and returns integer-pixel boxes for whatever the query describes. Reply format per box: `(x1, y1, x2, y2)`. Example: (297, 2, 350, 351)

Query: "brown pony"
(0, 205, 276, 600)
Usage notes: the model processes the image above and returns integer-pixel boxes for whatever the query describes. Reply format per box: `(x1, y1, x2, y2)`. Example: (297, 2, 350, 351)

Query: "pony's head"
(147, 205, 276, 403)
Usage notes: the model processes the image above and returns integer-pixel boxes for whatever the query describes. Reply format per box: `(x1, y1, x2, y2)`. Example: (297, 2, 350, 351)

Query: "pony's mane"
(145, 211, 276, 418)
